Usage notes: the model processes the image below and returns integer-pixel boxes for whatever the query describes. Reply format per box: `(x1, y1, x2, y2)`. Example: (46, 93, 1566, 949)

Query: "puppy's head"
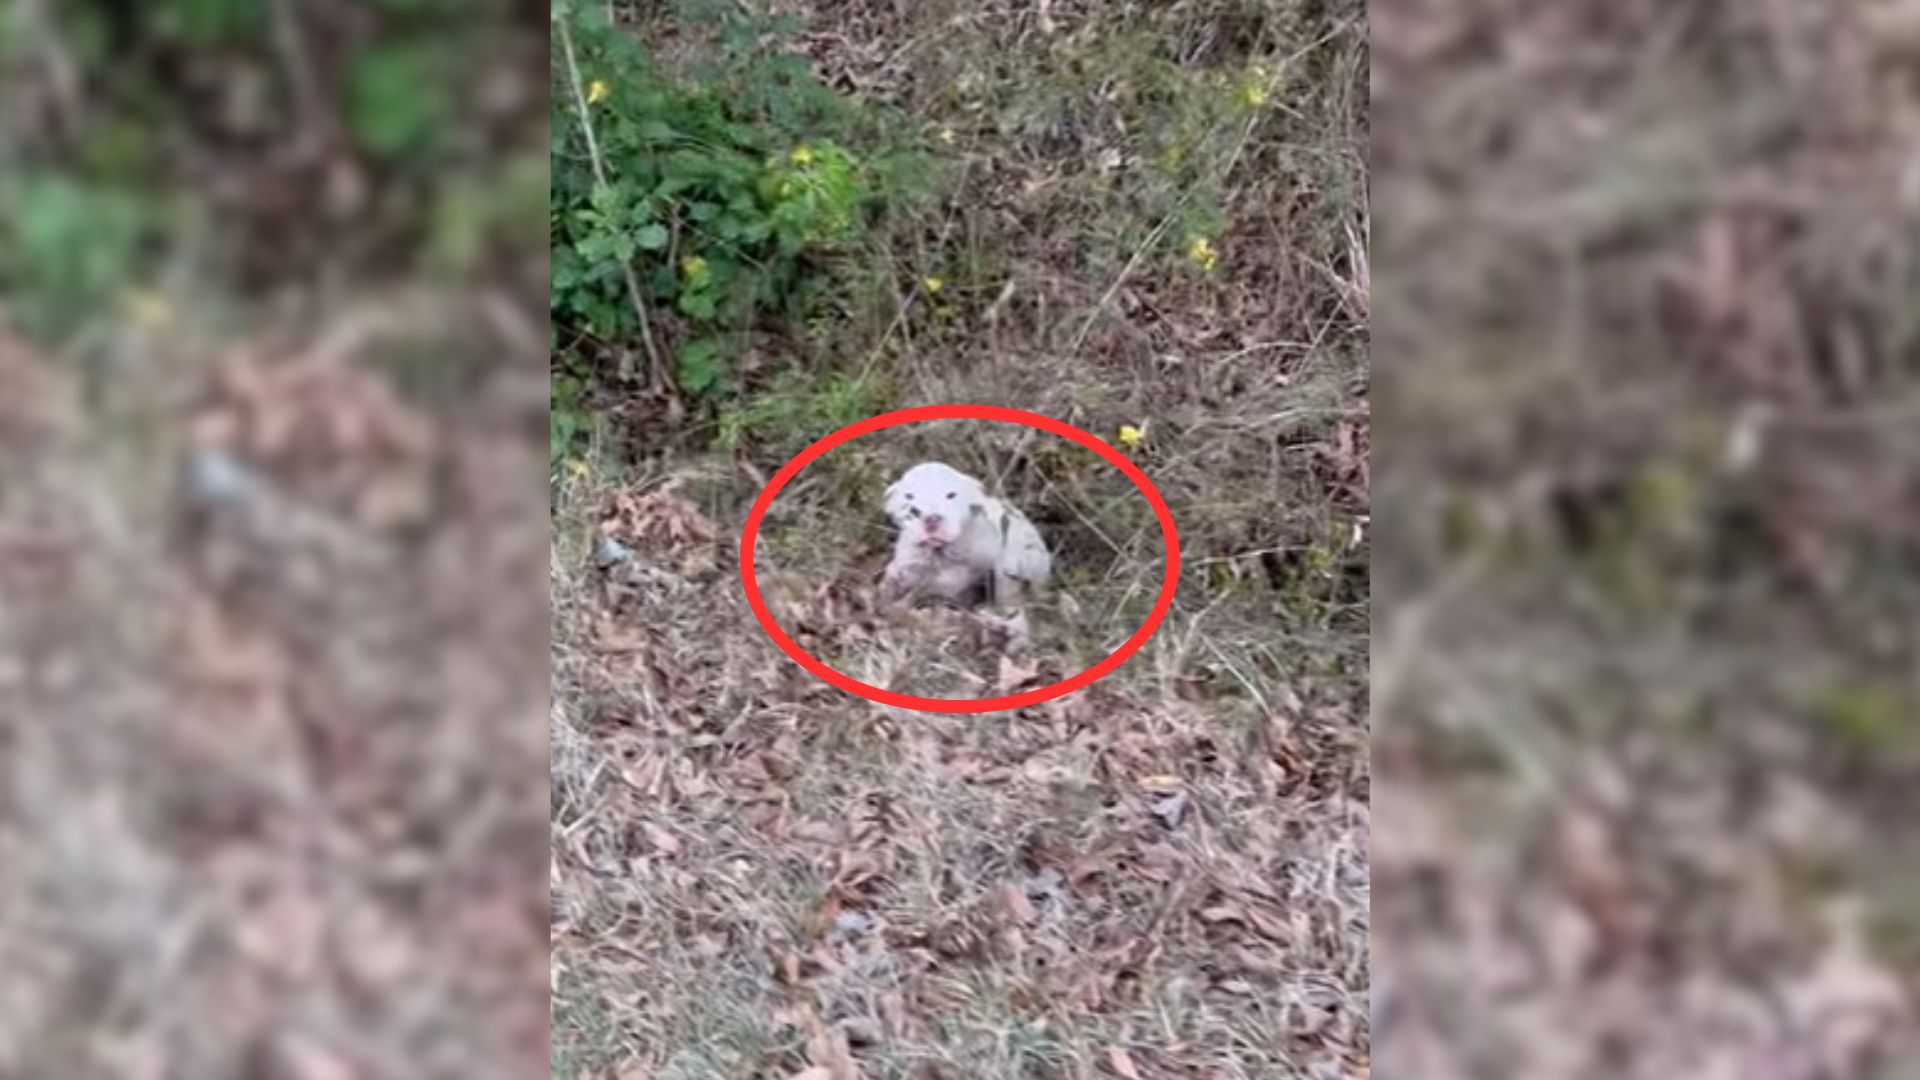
(885, 461, 986, 547)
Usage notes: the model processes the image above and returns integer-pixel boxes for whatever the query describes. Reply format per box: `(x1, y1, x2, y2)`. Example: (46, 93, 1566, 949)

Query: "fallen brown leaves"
(554, 470, 1370, 1077)
(193, 345, 437, 531)
(1, 320, 548, 1079)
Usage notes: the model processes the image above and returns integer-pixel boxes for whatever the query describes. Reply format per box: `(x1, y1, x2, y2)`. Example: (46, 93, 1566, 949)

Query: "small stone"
(184, 450, 258, 507)
(831, 910, 874, 939)
(595, 536, 634, 567)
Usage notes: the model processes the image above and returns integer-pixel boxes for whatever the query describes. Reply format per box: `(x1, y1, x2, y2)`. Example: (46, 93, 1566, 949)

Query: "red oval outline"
(739, 404, 1181, 714)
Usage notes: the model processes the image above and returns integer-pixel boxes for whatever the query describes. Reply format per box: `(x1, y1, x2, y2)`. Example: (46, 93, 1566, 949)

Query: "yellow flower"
(565, 457, 589, 478)
(1186, 235, 1219, 272)
(921, 276, 944, 295)
(586, 79, 609, 105)
(122, 288, 172, 331)
(937, 126, 957, 145)
(789, 144, 814, 167)
(680, 255, 710, 282)
(1117, 423, 1145, 449)
(1238, 66, 1269, 109)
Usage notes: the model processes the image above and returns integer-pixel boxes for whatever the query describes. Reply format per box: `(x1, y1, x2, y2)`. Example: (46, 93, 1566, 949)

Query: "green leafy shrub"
(549, 0, 933, 426)
(348, 40, 461, 163)
(2, 0, 542, 349)
(0, 175, 159, 341)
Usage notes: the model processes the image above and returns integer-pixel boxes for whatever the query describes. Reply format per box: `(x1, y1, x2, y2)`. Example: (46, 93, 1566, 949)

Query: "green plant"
(549, 0, 932, 415)
(348, 39, 460, 163)
(427, 151, 551, 275)
(1815, 683, 1918, 759)
(3, 0, 541, 351)
(552, 367, 595, 467)
(715, 370, 878, 452)
(144, 0, 266, 47)
(0, 174, 159, 340)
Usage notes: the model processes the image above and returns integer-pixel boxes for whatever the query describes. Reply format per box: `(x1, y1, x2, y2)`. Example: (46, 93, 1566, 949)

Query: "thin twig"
(15, 0, 84, 139)
(268, 0, 323, 137)
(557, 11, 672, 395)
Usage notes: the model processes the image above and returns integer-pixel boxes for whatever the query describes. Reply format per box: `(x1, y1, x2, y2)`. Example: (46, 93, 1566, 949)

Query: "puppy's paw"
(880, 558, 919, 600)
(999, 610, 1032, 654)
(991, 569, 1033, 610)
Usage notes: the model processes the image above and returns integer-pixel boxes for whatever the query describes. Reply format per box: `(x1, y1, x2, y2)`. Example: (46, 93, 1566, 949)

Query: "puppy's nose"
(923, 513, 944, 531)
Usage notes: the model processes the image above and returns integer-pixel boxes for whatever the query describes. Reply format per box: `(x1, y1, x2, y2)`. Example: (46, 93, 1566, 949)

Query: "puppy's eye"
(945, 491, 955, 500)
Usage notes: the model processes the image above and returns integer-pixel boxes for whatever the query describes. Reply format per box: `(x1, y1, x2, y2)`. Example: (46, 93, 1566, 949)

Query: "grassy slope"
(551, 1, 1369, 1077)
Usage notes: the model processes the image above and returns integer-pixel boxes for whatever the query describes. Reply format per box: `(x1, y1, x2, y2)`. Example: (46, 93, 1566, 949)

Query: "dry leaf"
(815, 891, 844, 935)
(621, 756, 662, 792)
(1107, 1047, 1143, 1079)
(1068, 855, 1107, 885)
(1022, 758, 1071, 784)
(1000, 882, 1037, 923)
(277, 1037, 357, 1080)
(804, 1016, 861, 1080)
(592, 622, 648, 653)
(644, 824, 683, 856)
(1199, 904, 1244, 925)
(791, 819, 840, 845)
(786, 1070, 834, 1080)
(997, 655, 1039, 692)
(1245, 904, 1292, 943)
(877, 992, 907, 1036)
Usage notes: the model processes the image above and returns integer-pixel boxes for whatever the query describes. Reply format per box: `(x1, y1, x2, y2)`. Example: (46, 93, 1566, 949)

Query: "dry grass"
(1, 5, 549, 1075)
(551, 0, 1368, 1077)
(1373, 1, 1920, 1076)
(0, 303, 550, 1080)
(553, 466, 1367, 1079)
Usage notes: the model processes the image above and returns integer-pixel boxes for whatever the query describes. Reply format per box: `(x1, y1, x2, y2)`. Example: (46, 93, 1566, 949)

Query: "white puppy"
(881, 461, 1051, 607)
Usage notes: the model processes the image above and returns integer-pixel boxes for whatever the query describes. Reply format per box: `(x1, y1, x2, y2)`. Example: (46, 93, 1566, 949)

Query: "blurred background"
(1374, 2, 1920, 1077)
(0, 2, 549, 1078)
